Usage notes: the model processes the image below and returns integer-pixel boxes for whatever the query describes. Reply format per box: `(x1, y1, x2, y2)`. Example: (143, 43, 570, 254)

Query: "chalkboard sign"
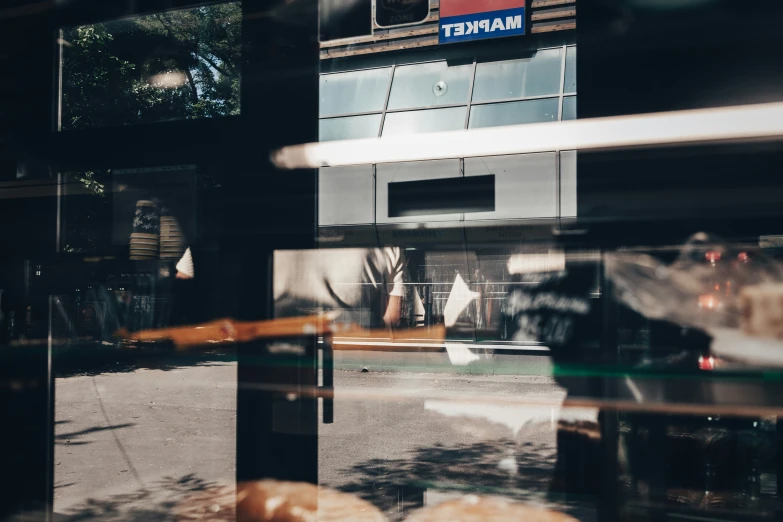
(504, 259, 601, 363)
(376, 0, 430, 28)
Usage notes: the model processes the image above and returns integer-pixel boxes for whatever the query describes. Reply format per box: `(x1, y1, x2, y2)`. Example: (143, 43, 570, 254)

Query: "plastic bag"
(606, 232, 783, 365)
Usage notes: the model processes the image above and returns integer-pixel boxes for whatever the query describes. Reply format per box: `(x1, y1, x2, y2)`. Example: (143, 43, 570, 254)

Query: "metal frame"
(463, 58, 478, 128)
(558, 44, 567, 121)
(319, 45, 576, 139)
(470, 92, 562, 107)
(556, 44, 568, 222)
(556, 150, 562, 221)
(318, 44, 571, 76)
(55, 172, 63, 253)
(320, 110, 385, 120)
(377, 63, 397, 137)
(55, 29, 64, 133)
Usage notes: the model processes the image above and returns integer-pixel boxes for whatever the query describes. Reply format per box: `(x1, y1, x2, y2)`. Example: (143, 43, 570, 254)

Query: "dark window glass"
(375, 0, 429, 28)
(60, 2, 241, 131)
(60, 166, 197, 256)
(61, 170, 113, 254)
(320, 0, 373, 41)
(469, 98, 559, 129)
(388, 175, 495, 217)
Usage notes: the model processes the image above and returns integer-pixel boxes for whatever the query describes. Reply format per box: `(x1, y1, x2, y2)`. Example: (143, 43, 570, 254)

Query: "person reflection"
(504, 250, 602, 499)
(273, 247, 405, 328)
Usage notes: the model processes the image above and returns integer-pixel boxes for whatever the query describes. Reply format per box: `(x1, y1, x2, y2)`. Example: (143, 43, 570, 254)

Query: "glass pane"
(60, 167, 200, 256)
(387, 62, 473, 110)
(565, 46, 576, 93)
(320, 68, 392, 117)
(563, 96, 576, 121)
(472, 48, 562, 102)
(469, 98, 559, 129)
(382, 107, 466, 136)
(320, 114, 382, 141)
(60, 170, 113, 255)
(60, 2, 242, 131)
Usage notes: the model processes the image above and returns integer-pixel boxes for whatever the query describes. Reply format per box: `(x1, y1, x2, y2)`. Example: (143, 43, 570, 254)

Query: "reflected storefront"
(317, 14, 578, 352)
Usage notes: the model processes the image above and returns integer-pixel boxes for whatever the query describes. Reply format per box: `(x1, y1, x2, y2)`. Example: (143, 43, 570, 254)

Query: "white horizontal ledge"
(331, 339, 551, 351)
(271, 102, 783, 169)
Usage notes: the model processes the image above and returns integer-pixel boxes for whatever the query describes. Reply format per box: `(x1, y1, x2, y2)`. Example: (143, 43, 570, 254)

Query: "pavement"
(54, 362, 237, 520)
(53, 353, 597, 521)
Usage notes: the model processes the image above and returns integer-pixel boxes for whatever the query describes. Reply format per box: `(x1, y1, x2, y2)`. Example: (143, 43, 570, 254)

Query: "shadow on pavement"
(330, 440, 596, 521)
(54, 474, 224, 522)
(51, 443, 595, 520)
(55, 423, 136, 445)
(54, 346, 235, 378)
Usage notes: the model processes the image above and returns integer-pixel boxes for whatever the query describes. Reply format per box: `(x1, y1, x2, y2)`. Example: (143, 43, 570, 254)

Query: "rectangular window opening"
(388, 175, 495, 217)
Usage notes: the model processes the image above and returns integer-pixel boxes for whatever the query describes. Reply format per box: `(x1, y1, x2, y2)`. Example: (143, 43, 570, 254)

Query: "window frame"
(318, 45, 576, 140)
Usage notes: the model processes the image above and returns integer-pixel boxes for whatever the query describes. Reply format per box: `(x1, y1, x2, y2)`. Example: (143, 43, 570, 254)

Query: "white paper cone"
(443, 273, 480, 327)
(176, 247, 194, 278)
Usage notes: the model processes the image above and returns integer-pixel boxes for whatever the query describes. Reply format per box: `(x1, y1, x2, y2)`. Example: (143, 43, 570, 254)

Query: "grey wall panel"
(560, 150, 577, 218)
(464, 153, 557, 221)
(318, 165, 374, 226)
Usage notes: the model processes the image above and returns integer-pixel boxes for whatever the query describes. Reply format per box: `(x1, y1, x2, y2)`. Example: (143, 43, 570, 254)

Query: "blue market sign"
(439, 0, 526, 44)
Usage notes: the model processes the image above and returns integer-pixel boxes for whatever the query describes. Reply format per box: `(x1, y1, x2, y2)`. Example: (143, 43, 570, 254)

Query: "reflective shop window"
(59, 2, 241, 131)
(320, 114, 382, 141)
(471, 48, 562, 102)
(564, 46, 576, 93)
(386, 62, 473, 110)
(563, 96, 576, 121)
(468, 98, 559, 129)
(382, 107, 466, 136)
(60, 170, 113, 254)
(59, 166, 197, 256)
(319, 68, 392, 117)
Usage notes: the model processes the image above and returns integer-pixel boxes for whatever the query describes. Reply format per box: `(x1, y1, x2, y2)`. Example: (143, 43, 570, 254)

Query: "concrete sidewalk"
(54, 363, 237, 518)
(53, 362, 594, 521)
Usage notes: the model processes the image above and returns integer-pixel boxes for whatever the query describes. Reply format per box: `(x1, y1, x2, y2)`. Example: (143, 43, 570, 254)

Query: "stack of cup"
(130, 200, 160, 260)
(159, 210, 185, 260)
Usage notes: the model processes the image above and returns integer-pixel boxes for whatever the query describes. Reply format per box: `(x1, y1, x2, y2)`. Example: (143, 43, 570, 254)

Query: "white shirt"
(273, 248, 404, 326)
